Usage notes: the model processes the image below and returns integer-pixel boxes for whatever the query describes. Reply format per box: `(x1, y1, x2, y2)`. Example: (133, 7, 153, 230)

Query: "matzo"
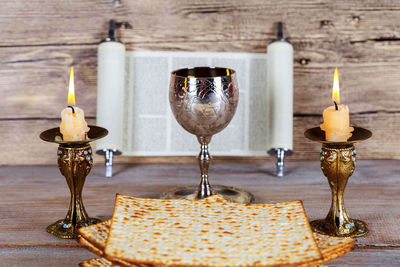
(104, 194, 322, 266)
(80, 221, 354, 259)
(79, 258, 330, 267)
(79, 236, 104, 257)
(313, 233, 354, 258)
(79, 258, 112, 267)
(79, 220, 354, 266)
(79, 222, 140, 267)
(79, 219, 111, 256)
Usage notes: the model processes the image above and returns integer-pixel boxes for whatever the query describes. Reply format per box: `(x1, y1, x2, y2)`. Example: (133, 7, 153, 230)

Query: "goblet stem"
(310, 144, 368, 237)
(196, 136, 214, 199)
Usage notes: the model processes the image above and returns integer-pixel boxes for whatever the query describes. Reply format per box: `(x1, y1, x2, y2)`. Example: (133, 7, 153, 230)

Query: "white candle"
(60, 67, 89, 141)
(320, 68, 354, 141)
(267, 37, 293, 150)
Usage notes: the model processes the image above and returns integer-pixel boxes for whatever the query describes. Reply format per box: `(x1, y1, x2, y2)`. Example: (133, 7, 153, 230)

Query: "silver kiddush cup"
(162, 67, 254, 203)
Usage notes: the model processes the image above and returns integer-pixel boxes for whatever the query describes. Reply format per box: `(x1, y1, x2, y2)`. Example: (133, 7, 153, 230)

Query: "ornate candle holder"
(40, 126, 108, 239)
(304, 127, 371, 237)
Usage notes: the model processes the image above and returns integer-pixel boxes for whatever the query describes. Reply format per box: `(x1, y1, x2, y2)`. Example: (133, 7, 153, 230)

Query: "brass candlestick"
(40, 126, 108, 239)
(305, 127, 372, 237)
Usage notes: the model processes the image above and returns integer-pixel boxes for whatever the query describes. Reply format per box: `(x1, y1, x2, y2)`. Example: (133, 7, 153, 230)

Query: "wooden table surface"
(1, 160, 399, 266)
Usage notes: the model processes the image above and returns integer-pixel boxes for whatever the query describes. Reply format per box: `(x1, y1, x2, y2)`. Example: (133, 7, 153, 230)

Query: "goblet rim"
(171, 66, 236, 79)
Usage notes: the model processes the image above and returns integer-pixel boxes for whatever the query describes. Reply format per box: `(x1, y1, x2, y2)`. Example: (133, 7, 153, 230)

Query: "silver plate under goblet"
(161, 67, 254, 204)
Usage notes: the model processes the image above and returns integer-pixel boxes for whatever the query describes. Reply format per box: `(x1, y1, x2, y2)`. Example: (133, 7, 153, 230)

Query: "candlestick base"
(40, 126, 108, 239)
(160, 185, 254, 204)
(310, 219, 368, 238)
(46, 218, 101, 239)
(304, 127, 371, 238)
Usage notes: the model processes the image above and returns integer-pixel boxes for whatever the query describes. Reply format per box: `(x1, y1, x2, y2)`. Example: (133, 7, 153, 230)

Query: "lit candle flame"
(332, 68, 340, 105)
(68, 67, 76, 106)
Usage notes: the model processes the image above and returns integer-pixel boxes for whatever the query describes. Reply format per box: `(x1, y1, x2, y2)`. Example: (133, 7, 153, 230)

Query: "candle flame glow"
(68, 67, 76, 106)
(332, 68, 340, 105)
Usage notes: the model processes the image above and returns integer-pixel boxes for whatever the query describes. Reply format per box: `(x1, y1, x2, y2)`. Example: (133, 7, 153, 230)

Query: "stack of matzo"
(78, 195, 354, 266)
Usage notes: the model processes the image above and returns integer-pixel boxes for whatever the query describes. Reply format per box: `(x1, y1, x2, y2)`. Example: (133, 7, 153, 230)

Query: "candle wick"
(334, 101, 338, 110)
(67, 105, 75, 114)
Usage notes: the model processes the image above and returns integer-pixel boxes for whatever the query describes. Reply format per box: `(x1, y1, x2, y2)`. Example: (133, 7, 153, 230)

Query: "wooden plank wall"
(1, 0, 400, 165)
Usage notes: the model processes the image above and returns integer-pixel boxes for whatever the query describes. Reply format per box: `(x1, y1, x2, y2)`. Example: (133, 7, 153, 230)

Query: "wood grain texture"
(2, 1, 400, 47)
(0, 247, 93, 267)
(1, 0, 400, 164)
(0, 161, 399, 265)
(0, 247, 398, 267)
(328, 248, 400, 266)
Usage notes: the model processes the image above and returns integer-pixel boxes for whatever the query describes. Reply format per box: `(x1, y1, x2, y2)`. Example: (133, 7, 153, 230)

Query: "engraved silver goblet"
(162, 67, 254, 203)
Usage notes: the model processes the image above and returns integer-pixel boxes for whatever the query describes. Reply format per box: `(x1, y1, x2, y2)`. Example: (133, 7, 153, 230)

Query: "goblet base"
(46, 217, 101, 239)
(160, 185, 254, 204)
(310, 219, 368, 238)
